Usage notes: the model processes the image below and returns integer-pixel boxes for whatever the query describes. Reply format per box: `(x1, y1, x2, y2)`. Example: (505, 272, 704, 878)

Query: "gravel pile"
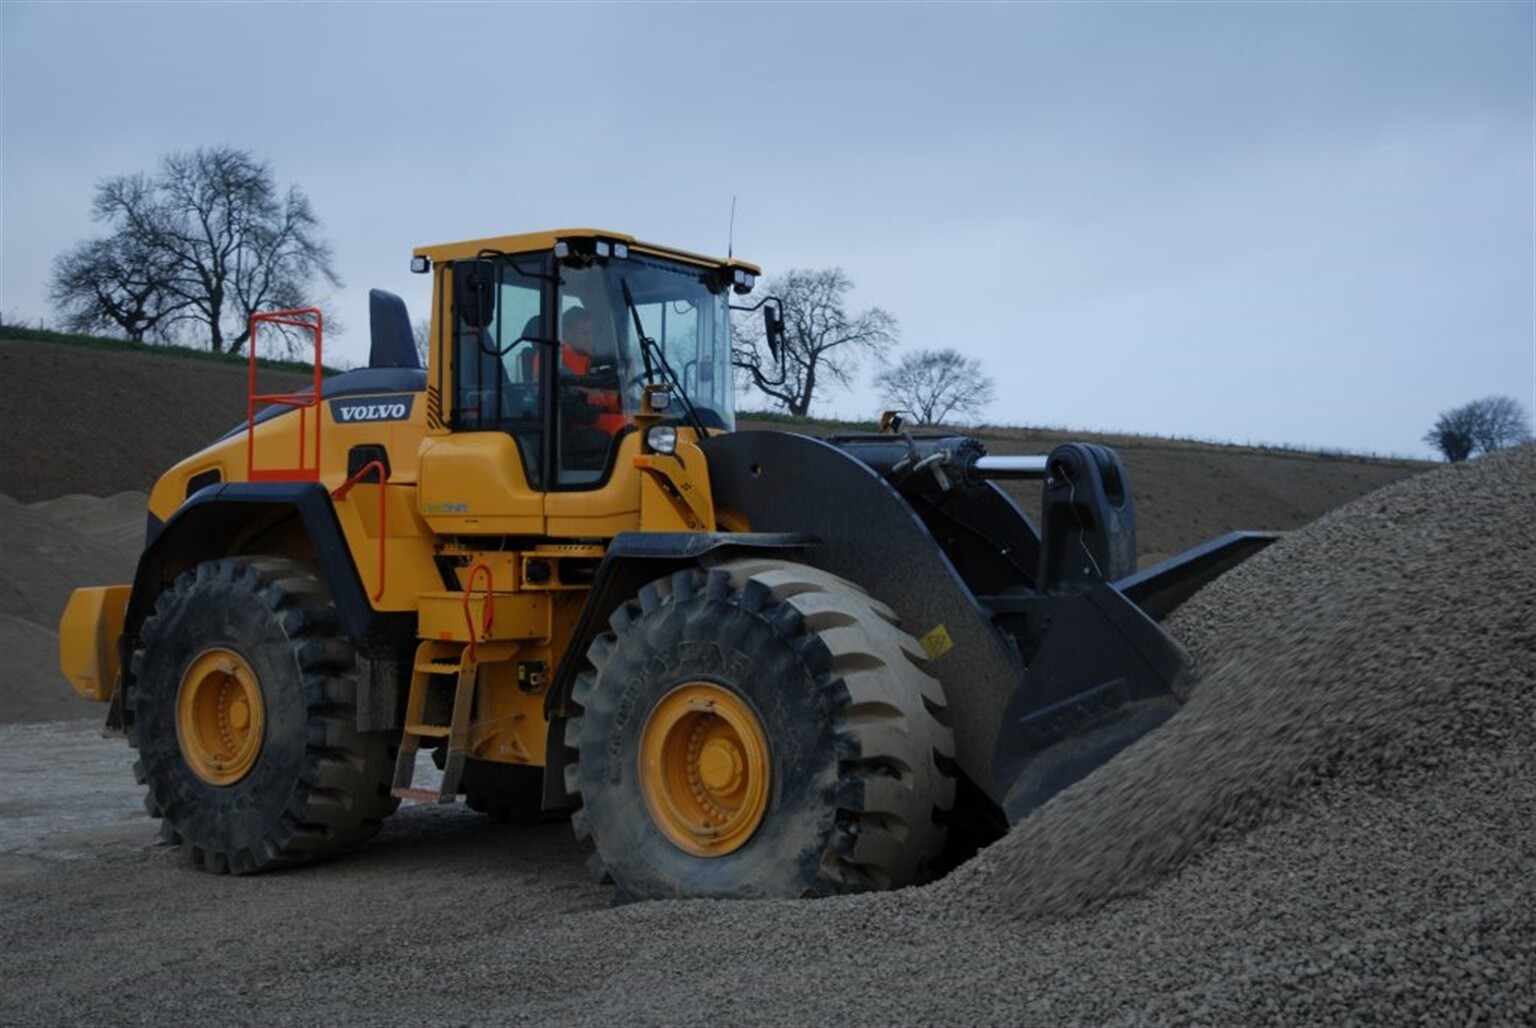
(0, 492, 143, 723)
(939, 441, 1534, 924)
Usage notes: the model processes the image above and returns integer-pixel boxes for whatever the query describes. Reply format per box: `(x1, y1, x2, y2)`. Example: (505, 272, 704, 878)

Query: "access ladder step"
(393, 634, 523, 804)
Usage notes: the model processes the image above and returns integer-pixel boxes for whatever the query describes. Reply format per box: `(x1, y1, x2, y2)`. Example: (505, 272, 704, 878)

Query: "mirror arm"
(730, 294, 786, 363)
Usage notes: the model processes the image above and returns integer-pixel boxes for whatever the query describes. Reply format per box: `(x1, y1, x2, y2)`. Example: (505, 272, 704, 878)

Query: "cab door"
(418, 255, 549, 537)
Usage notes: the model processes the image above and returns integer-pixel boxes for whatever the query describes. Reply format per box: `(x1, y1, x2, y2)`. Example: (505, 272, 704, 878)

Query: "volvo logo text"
(330, 395, 415, 423)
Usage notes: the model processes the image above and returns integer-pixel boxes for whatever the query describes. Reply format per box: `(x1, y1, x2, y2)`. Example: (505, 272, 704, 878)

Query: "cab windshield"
(560, 255, 735, 432)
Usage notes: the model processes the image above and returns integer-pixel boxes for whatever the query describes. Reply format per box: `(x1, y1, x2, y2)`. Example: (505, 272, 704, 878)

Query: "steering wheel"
(504, 383, 538, 418)
(470, 383, 539, 420)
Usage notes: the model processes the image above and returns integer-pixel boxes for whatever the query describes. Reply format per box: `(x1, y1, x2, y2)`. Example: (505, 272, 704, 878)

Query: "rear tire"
(566, 559, 955, 900)
(128, 557, 397, 874)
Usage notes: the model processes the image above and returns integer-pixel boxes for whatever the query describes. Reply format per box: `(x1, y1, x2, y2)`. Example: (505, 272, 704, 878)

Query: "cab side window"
(451, 259, 545, 488)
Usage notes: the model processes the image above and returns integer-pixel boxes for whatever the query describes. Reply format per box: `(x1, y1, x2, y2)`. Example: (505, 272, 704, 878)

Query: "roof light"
(554, 241, 570, 259)
(410, 255, 431, 274)
(613, 242, 629, 259)
(595, 240, 612, 258)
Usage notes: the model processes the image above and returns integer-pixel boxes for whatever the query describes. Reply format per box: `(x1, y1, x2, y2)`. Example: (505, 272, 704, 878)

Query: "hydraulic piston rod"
(973, 455, 1048, 480)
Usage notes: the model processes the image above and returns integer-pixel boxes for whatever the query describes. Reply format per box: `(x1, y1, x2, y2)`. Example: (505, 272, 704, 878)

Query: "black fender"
(698, 430, 1196, 825)
(540, 530, 811, 811)
(108, 482, 413, 732)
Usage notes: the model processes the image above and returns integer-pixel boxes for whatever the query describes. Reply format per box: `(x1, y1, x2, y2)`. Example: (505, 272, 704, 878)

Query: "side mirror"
(764, 301, 785, 363)
(454, 259, 497, 329)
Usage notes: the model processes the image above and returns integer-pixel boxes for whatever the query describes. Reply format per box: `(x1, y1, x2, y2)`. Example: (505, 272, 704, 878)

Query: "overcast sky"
(3, 1, 1531, 458)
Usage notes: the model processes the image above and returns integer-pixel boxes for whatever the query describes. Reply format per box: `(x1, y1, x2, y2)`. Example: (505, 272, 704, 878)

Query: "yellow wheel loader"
(58, 228, 1272, 898)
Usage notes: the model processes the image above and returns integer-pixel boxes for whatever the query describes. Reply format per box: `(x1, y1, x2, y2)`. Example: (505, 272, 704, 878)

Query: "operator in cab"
(559, 305, 628, 469)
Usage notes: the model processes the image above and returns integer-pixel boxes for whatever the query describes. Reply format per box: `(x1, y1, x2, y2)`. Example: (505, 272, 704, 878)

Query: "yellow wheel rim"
(639, 682, 771, 857)
(176, 648, 265, 786)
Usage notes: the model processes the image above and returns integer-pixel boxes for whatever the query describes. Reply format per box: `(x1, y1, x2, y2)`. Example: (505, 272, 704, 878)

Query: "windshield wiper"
(620, 278, 708, 438)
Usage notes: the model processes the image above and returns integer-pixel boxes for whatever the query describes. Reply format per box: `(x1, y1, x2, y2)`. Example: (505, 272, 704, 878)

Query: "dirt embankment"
(2, 336, 1423, 545)
(0, 339, 316, 503)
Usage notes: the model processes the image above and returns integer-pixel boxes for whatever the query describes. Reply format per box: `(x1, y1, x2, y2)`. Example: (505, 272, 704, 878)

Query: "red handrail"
(247, 308, 323, 482)
(331, 460, 388, 602)
(462, 564, 495, 662)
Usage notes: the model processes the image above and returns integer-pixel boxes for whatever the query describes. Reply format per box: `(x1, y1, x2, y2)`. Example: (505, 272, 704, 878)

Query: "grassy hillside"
(0, 332, 1429, 561)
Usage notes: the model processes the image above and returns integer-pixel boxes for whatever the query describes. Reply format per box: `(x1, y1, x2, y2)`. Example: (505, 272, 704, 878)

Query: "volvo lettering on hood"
(330, 395, 415, 423)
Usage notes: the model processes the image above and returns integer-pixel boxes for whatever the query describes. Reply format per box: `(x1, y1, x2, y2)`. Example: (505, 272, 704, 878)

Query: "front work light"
(646, 425, 678, 455)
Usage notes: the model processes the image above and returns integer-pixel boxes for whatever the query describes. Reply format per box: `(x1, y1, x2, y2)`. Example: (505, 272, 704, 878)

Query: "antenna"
(727, 194, 737, 259)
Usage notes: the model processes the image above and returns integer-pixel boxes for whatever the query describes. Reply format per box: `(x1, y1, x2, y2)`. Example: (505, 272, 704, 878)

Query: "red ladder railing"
(331, 460, 390, 602)
(247, 308, 324, 482)
(462, 564, 495, 662)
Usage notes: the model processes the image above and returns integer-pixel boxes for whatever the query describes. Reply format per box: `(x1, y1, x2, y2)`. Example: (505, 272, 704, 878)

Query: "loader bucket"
(701, 431, 1275, 824)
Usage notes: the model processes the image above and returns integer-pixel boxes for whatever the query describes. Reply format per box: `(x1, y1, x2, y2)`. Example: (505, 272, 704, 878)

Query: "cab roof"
(412, 227, 762, 276)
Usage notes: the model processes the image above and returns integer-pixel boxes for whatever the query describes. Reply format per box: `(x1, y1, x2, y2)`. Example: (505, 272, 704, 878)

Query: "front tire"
(128, 557, 397, 874)
(566, 559, 955, 900)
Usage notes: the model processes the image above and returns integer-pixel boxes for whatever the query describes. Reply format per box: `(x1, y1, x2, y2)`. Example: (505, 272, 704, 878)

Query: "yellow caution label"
(919, 624, 954, 661)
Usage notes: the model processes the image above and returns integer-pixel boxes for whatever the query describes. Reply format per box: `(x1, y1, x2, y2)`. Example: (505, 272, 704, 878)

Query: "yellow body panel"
(330, 483, 445, 608)
(545, 435, 645, 538)
(417, 591, 551, 644)
(144, 381, 447, 610)
(467, 653, 550, 766)
(418, 433, 545, 535)
(59, 585, 130, 700)
(636, 436, 718, 533)
(471, 590, 584, 765)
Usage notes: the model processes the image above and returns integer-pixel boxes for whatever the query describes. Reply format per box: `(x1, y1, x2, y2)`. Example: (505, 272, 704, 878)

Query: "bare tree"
(1423, 414, 1474, 463)
(53, 146, 340, 354)
(732, 268, 897, 417)
(1424, 395, 1532, 462)
(412, 317, 431, 366)
(875, 348, 995, 426)
(49, 233, 186, 342)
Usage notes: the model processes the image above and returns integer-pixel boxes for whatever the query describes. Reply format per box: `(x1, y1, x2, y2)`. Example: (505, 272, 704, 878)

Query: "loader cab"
(429, 231, 744, 492)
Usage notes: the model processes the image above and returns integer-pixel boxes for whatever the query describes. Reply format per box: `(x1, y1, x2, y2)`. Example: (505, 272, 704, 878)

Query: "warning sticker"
(919, 624, 955, 661)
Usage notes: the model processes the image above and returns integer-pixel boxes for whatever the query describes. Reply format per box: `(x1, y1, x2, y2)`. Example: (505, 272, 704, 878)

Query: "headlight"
(646, 425, 678, 455)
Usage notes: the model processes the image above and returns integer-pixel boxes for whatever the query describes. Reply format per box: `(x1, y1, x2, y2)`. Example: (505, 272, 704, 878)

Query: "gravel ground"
(1, 447, 1530, 1026)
